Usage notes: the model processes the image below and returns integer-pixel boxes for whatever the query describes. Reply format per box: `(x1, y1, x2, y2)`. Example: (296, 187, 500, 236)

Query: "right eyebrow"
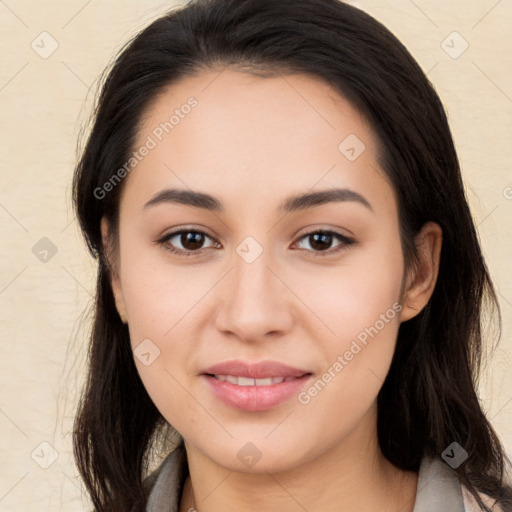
(143, 188, 223, 212)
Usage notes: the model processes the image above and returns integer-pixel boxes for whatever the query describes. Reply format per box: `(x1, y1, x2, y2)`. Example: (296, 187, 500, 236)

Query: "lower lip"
(202, 374, 312, 412)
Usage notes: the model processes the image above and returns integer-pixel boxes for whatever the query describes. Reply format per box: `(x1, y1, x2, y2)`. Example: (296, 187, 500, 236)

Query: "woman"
(72, 0, 512, 511)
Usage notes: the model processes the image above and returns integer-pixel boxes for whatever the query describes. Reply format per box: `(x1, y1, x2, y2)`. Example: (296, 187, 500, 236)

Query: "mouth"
(207, 374, 300, 386)
(200, 360, 313, 411)
(201, 359, 311, 379)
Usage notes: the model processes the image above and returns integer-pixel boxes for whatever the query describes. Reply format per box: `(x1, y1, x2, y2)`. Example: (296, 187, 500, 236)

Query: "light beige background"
(0, 0, 511, 510)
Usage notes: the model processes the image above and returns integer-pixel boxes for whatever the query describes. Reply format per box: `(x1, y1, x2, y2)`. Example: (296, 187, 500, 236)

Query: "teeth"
(213, 375, 291, 386)
(238, 376, 255, 386)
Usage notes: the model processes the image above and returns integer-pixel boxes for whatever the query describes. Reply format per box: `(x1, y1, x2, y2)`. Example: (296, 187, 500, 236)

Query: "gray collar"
(145, 442, 188, 512)
(412, 454, 465, 512)
(145, 444, 465, 512)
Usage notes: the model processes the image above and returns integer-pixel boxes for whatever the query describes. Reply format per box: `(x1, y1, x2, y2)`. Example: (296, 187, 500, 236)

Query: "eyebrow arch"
(280, 188, 373, 213)
(143, 187, 373, 213)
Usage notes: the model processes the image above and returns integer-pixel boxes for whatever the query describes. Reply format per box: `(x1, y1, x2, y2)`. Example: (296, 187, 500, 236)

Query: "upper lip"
(201, 360, 311, 379)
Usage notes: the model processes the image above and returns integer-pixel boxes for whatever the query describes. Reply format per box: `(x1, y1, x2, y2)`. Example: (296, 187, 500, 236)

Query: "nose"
(214, 245, 295, 343)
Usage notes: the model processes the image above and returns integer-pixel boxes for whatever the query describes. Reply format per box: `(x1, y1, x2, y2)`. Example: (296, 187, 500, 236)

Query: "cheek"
(293, 236, 404, 418)
(293, 234, 404, 347)
(133, 354, 203, 438)
(118, 233, 215, 338)
(295, 292, 402, 445)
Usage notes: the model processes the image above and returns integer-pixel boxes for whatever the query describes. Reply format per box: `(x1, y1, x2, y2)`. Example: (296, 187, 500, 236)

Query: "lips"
(213, 375, 295, 386)
(200, 359, 313, 411)
(201, 360, 311, 379)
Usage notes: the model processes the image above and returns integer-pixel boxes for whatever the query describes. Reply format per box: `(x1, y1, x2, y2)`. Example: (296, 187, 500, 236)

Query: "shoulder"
(461, 485, 504, 512)
(142, 459, 165, 495)
(87, 445, 187, 512)
(415, 456, 505, 512)
(143, 442, 188, 511)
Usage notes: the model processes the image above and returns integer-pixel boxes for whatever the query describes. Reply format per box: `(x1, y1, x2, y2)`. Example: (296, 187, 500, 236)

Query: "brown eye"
(158, 229, 219, 256)
(178, 231, 206, 251)
(294, 230, 355, 255)
(308, 232, 333, 251)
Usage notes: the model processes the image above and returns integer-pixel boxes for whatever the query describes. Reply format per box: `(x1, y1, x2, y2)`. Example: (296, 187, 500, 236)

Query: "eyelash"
(156, 228, 356, 257)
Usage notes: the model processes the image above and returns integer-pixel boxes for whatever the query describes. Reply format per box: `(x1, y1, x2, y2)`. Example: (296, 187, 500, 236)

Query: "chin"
(188, 435, 315, 475)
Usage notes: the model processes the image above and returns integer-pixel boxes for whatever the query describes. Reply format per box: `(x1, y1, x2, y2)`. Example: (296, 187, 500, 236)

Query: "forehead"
(124, 68, 395, 218)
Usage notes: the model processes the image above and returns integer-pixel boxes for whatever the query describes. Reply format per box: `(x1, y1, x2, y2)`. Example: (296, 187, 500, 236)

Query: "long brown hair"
(72, 0, 512, 510)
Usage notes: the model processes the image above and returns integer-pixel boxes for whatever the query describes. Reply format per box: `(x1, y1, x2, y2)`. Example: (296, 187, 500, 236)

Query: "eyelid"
(292, 230, 355, 255)
(156, 227, 219, 257)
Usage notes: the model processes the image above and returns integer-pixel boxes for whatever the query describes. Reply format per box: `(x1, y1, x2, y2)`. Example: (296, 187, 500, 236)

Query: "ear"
(100, 217, 128, 324)
(400, 221, 443, 323)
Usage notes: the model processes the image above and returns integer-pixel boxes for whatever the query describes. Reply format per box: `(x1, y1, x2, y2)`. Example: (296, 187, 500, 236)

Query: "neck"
(178, 405, 418, 512)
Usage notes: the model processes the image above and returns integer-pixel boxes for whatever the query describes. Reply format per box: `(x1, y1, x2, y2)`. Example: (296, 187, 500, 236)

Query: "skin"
(101, 68, 442, 512)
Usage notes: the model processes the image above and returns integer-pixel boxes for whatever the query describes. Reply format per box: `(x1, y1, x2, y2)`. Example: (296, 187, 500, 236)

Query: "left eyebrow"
(279, 188, 374, 214)
(142, 187, 374, 214)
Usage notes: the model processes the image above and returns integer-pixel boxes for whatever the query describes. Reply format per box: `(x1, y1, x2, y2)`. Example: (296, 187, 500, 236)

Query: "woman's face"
(106, 69, 420, 472)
